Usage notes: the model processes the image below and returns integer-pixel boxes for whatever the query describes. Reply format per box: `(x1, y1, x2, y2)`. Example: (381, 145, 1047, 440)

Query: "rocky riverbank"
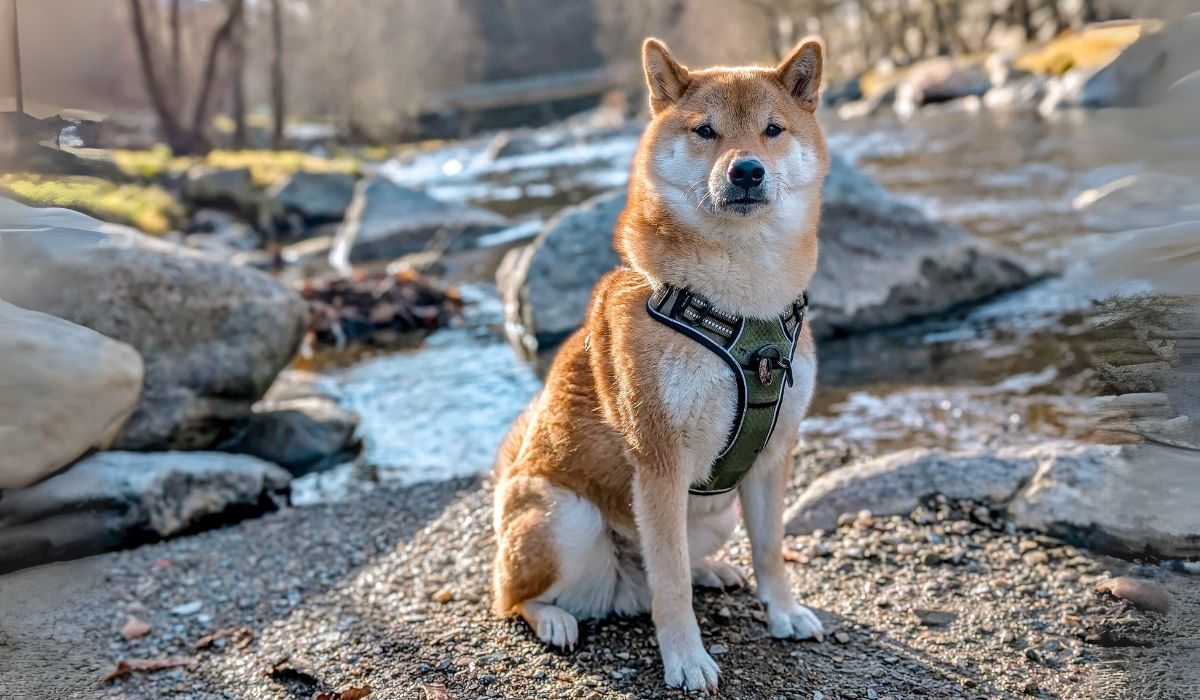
(1, 445, 1195, 699)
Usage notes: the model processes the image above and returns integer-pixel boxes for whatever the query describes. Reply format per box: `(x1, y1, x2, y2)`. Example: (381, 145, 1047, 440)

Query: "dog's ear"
(643, 38, 690, 115)
(776, 38, 823, 112)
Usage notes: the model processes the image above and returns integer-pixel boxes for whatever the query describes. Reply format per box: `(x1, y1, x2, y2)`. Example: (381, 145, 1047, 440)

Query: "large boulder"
(0, 198, 309, 450)
(0, 451, 291, 573)
(783, 442, 1200, 559)
(0, 301, 144, 490)
(499, 155, 1041, 359)
(1082, 14, 1200, 108)
(330, 177, 508, 267)
(266, 171, 357, 224)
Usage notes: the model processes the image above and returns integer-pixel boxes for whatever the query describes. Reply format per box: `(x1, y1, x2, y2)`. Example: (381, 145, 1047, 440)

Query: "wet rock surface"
(0, 199, 309, 450)
(0, 300, 143, 490)
(498, 155, 1041, 359)
(0, 469, 1193, 699)
(0, 451, 290, 574)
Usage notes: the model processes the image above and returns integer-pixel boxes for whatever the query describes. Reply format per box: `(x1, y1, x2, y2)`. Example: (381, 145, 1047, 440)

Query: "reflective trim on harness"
(647, 284, 808, 495)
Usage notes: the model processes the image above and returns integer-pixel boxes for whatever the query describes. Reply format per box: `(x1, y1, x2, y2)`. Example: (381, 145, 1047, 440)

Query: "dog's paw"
(765, 600, 824, 641)
(533, 605, 579, 651)
(692, 558, 748, 590)
(662, 647, 720, 693)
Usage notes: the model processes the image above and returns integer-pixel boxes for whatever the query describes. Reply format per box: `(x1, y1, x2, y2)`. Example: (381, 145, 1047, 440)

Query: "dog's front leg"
(739, 453, 825, 641)
(633, 466, 720, 693)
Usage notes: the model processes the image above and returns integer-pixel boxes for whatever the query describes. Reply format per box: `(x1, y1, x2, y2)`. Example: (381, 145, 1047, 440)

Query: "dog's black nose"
(728, 158, 765, 190)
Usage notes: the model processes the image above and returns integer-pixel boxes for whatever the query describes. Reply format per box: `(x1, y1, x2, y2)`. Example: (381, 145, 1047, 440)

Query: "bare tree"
(230, 0, 247, 148)
(270, 0, 284, 149)
(127, 0, 244, 154)
(10, 0, 22, 114)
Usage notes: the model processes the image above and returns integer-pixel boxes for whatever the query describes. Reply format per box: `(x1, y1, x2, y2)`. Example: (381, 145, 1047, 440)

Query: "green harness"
(647, 285, 808, 495)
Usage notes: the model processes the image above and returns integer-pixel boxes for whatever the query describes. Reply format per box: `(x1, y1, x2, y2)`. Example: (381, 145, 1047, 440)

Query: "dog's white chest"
(658, 335, 815, 485)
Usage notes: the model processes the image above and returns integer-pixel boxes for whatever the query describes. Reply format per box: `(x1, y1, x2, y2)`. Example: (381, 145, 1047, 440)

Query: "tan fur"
(492, 37, 830, 692)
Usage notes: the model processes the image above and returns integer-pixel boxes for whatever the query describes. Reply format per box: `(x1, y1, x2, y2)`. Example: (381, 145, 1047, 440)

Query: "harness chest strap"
(646, 284, 808, 495)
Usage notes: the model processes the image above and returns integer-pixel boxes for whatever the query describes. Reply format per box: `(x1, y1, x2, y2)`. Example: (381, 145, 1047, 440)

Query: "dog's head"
(632, 38, 828, 228)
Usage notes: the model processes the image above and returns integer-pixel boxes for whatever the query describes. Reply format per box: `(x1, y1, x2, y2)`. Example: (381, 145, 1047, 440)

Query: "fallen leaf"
(420, 682, 453, 700)
(194, 626, 255, 650)
(102, 656, 197, 682)
(120, 615, 151, 640)
(431, 587, 454, 604)
(337, 687, 373, 700)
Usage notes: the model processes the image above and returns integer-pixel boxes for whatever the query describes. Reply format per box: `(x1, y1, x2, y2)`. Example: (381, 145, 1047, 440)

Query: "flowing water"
(294, 107, 1200, 501)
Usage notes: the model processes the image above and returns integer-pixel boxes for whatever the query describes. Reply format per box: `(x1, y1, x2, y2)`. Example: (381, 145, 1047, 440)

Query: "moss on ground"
(0, 173, 182, 234)
(111, 147, 361, 187)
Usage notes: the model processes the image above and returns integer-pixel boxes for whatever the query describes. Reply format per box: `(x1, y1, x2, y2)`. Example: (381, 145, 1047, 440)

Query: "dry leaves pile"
(299, 268, 462, 349)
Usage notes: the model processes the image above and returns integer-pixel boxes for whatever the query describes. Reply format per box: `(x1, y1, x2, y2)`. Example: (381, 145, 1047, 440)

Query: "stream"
(292, 107, 1200, 503)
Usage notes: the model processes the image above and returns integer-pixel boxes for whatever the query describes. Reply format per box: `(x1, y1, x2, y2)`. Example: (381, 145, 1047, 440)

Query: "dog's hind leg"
(493, 475, 624, 649)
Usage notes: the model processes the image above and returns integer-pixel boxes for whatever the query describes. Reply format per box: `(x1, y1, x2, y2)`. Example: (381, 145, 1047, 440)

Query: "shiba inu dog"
(492, 37, 829, 692)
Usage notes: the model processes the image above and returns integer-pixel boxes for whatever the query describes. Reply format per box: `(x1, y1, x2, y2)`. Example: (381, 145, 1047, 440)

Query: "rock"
(1082, 14, 1200, 108)
(498, 157, 1040, 359)
(1007, 442, 1200, 559)
(329, 177, 507, 267)
(982, 75, 1049, 110)
(266, 171, 356, 224)
(184, 165, 256, 211)
(498, 190, 624, 356)
(0, 451, 290, 573)
(785, 440, 1200, 559)
(913, 609, 957, 627)
(1096, 576, 1171, 613)
(0, 198, 309, 450)
(895, 58, 991, 117)
(0, 301, 144, 490)
(217, 396, 361, 477)
(783, 445, 1046, 535)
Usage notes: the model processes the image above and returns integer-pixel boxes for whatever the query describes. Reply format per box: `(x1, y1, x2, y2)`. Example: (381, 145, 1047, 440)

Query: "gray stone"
(784, 441, 1200, 559)
(217, 396, 361, 477)
(1007, 443, 1200, 559)
(498, 190, 624, 356)
(498, 156, 1040, 358)
(1082, 14, 1200, 108)
(895, 58, 991, 116)
(0, 451, 290, 573)
(266, 171, 356, 223)
(330, 177, 507, 267)
(0, 198, 309, 450)
(0, 301, 143, 490)
(783, 445, 1045, 535)
(184, 165, 256, 211)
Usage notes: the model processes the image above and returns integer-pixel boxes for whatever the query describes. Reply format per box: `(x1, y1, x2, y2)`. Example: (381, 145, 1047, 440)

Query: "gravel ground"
(1, 454, 1197, 700)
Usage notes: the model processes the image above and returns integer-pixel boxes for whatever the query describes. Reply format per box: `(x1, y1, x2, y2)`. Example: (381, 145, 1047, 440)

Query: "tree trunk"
(170, 0, 182, 115)
(189, 0, 244, 153)
(230, 1, 247, 149)
(271, 0, 285, 150)
(10, 0, 22, 114)
(128, 0, 190, 152)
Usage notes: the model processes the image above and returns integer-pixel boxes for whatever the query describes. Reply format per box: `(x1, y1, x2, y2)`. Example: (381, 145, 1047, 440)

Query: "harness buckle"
(750, 344, 793, 387)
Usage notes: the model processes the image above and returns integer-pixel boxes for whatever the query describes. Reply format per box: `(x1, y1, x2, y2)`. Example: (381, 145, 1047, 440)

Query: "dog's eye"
(764, 123, 784, 138)
(693, 124, 717, 140)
